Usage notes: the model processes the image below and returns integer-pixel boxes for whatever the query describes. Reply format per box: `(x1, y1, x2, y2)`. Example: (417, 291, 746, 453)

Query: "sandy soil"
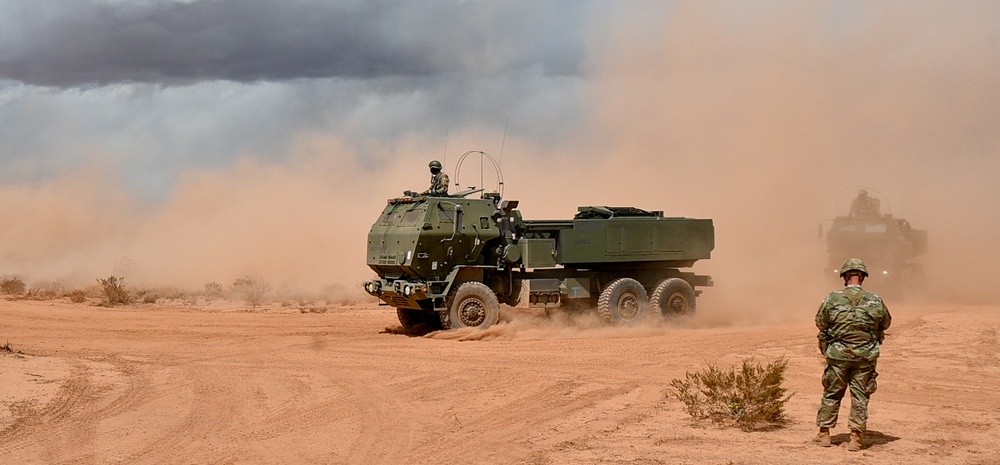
(1, 297, 998, 465)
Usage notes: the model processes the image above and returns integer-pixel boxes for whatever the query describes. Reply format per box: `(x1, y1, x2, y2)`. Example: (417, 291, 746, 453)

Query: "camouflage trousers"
(816, 358, 879, 432)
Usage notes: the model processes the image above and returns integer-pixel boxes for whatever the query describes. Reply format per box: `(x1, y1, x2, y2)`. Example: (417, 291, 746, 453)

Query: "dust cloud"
(422, 306, 738, 342)
(0, 136, 458, 298)
(581, 2, 1000, 320)
(2, 3, 998, 318)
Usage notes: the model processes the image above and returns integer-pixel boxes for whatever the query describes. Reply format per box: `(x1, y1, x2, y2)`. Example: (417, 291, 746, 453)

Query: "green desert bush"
(670, 357, 792, 431)
(98, 275, 132, 306)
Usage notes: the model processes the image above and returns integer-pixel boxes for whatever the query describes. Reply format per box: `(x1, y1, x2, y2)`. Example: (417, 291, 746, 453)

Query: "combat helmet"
(429, 160, 443, 170)
(839, 258, 869, 277)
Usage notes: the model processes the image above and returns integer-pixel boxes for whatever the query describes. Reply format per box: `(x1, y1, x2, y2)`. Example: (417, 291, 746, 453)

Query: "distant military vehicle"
(363, 151, 715, 330)
(822, 188, 927, 295)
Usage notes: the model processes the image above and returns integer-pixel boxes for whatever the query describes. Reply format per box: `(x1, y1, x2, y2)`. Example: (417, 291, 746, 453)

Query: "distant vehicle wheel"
(597, 278, 650, 325)
(650, 278, 696, 317)
(397, 308, 442, 331)
(440, 282, 501, 330)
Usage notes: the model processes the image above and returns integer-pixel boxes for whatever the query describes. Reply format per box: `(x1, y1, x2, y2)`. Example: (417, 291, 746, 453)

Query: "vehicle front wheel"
(440, 282, 501, 330)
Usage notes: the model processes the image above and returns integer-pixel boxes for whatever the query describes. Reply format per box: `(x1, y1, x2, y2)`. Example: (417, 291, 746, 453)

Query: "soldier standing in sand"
(813, 258, 892, 451)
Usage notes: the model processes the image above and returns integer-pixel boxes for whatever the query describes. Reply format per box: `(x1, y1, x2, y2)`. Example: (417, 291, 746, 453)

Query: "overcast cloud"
(0, 0, 586, 86)
(0, 0, 596, 195)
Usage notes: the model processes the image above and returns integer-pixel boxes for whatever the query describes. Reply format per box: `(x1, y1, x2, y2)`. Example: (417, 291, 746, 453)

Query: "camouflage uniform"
(421, 172, 449, 196)
(815, 283, 891, 432)
(418, 160, 449, 197)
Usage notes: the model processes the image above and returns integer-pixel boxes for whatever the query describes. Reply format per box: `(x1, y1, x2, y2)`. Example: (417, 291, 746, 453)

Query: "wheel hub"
(458, 299, 486, 326)
(617, 293, 640, 320)
(667, 292, 688, 314)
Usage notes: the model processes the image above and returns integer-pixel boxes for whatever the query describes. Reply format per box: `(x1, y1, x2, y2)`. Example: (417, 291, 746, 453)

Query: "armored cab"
(365, 189, 522, 330)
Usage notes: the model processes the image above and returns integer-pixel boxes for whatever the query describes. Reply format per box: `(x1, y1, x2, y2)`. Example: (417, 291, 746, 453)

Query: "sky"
(1, 0, 998, 310)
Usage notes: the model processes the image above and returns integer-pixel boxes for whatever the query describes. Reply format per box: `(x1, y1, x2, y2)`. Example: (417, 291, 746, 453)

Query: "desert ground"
(2, 296, 998, 465)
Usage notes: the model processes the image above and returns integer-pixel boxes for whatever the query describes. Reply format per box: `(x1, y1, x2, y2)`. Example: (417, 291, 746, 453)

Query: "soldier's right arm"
(815, 299, 831, 331)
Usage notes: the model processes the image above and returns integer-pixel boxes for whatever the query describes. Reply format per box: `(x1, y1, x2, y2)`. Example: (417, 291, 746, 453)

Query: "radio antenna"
(442, 129, 449, 169)
(498, 118, 508, 166)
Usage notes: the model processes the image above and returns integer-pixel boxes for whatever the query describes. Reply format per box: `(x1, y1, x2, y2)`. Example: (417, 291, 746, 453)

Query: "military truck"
(822, 189, 927, 295)
(363, 151, 715, 330)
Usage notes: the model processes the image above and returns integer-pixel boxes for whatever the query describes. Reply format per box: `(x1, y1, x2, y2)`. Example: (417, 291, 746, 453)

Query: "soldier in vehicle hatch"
(849, 189, 880, 218)
(813, 258, 892, 452)
(419, 160, 449, 196)
(403, 160, 450, 197)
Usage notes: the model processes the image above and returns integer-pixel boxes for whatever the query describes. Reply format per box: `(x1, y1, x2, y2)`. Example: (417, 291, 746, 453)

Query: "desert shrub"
(204, 282, 224, 298)
(20, 288, 58, 301)
(67, 290, 88, 303)
(97, 275, 132, 306)
(1, 341, 13, 353)
(233, 276, 271, 309)
(134, 289, 165, 303)
(153, 287, 186, 300)
(670, 357, 792, 431)
(1, 276, 26, 296)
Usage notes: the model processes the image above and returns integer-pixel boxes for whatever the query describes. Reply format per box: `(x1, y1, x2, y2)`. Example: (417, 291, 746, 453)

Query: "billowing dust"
(2, 4, 998, 325)
(390, 304, 738, 342)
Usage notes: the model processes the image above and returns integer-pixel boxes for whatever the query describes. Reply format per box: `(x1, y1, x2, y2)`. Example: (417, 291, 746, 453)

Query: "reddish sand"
(2, 298, 998, 464)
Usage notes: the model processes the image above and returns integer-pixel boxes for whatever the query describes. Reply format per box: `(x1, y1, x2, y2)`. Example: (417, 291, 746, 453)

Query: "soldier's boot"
(848, 430, 865, 451)
(812, 427, 831, 447)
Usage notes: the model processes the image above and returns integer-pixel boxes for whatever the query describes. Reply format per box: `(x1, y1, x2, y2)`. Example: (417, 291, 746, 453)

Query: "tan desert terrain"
(2, 297, 997, 465)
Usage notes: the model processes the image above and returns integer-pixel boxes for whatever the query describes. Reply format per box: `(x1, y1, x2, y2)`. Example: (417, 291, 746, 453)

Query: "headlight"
(882, 270, 889, 275)
(402, 284, 413, 297)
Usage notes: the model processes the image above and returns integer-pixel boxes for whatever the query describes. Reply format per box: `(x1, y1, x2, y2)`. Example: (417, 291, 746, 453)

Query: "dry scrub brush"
(67, 289, 88, 303)
(1, 276, 26, 296)
(204, 282, 224, 298)
(670, 357, 792, 431)
(98, 275, 132, 306)
(233, 276, 271, 309)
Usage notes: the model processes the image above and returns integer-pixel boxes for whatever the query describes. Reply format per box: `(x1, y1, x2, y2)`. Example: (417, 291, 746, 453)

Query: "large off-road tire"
(597, 278, 650, 325)
(396, 308, 443, 331)
(650, 278, 696, 318)
(440, 282, 501, 330)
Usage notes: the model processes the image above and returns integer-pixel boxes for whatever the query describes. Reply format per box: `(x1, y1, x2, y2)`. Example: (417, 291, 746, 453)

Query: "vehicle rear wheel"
(597, 278, 650, 325)
(440, 282, 501, 330)
(650, 278, 696, 317)
(397, 308, 443, 331)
